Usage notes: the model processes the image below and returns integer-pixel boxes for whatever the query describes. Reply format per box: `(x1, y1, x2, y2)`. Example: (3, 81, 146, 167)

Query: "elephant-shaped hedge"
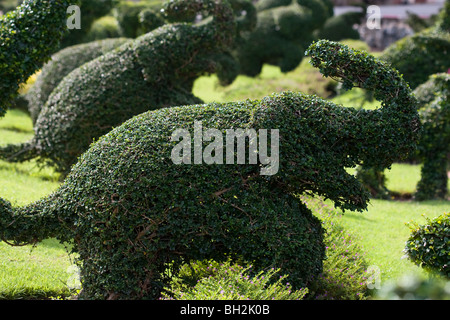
(0, 40, 420, 299)
(0, 0, 240, 177)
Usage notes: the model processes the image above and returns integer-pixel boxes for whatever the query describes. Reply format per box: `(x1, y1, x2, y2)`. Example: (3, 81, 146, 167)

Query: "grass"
(0, 42, 448, 298)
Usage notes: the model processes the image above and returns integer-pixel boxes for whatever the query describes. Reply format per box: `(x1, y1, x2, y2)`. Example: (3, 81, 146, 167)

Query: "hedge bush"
(25, 38, 131, 123)
(314, 10, 364, 41)
(84, 16, 122, 42)
(161, 260, 309, 300)
(414, 73, 450, 201)
(234, 0, 334, 77)
(0, 40, 420, 299)
(381, 2, 450, 89)
(405, 212, 450, 278)
(0, 0, 75, 118)
(0, 0, 239, 176)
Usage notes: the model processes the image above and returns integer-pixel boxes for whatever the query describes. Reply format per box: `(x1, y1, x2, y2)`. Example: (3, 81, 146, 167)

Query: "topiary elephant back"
(0, 40, 420, 299)
(25, 38, 131, 124)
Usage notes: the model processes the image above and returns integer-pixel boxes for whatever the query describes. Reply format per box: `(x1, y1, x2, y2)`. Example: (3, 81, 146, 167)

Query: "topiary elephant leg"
(415, 152, 448, 201)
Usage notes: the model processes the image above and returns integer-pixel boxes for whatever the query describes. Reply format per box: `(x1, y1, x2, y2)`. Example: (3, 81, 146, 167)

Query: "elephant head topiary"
(0, 40, 420, 299)
(0, 0, 240, 177)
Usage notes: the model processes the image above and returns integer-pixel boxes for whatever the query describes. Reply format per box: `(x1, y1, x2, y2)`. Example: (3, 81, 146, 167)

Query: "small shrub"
(84, 16, 122, 42)
(305, 197, 370, 300)
(161, 260, 308, 300)
(376, 274, 450, 300)
(404, 212, 450, 278)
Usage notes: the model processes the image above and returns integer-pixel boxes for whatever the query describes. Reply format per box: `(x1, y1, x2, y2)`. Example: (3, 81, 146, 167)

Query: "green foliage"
(381, 27, 450, 89)
(60, 0, 117, 48)
(306, 198, 370, 300)
(315, 10, 364, 42)
(405, 212, 450, 278)
(376, 274, 450, 300)
(113, 0, 164, 38)
(0, 0, 239, 176)
(234, 0, 333, 77)
(0, 0, 76, 118)
(0, 40, 420, 299)
(355, 165, 390, 199)
(161, 260, 309, 300)
(84, 16, 121, 42)
(25, 38, 130, 123)
(414, 73, 450, 201)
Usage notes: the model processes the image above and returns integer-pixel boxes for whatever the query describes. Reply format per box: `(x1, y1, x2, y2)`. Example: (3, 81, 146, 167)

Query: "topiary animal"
(0, 0, 240, 177)
(234, 0, 334, 77)
(0, 40, 420, 300)
(25, 38, 131, 124)
(381, 0, 450, 89)
(414, 73, 450, 200)
(0, 0, 75, 118)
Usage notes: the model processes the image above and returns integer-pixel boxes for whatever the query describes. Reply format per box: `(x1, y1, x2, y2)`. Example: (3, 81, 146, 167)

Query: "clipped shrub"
(404, 213, 450, 278)
(305, 197, 370, 300)
(0, 0, 240, 176)
(315, 10, 364, 42)
(113, 0, 165, 38)
(234, 0, 334, 77)
(84, 16, 122, 42)
(161, 260, 309, 300)
(0, 40, 420, 299)
(376, 274, 450, 300)
(0, 0, 75, 118)
(25, 38, 131, 123)
(414, 73, 450, 200)
(381, 0, 450, 90)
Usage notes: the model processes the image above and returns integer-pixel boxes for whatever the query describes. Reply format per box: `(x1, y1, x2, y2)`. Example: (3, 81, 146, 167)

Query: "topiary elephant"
(413, 73, 450, 200)
(25, 38, 131, 124)
(0, 40, 420, 299)
(234, 0, 334, 77)
(0, 0, 240, 177)
(0, 0, 75, 118)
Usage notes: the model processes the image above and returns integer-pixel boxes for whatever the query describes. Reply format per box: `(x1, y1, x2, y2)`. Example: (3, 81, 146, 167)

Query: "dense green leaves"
(0, 40, 420, 299)
(0, 0, 238, 176)
(0, 0, 76, 117)
(234, 0, 333, 76)
(405, 212, 450, 278)
(25, 38, 131, 123)
(414, 73, 450, 200)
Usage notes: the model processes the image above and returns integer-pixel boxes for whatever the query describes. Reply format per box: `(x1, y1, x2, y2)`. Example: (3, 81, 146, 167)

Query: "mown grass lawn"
(0, 50, 448, 299)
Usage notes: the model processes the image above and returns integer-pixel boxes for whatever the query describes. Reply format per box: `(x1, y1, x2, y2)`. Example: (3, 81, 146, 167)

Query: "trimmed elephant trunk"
(307, 40, 421, 166)
(0, 195, 66, 246)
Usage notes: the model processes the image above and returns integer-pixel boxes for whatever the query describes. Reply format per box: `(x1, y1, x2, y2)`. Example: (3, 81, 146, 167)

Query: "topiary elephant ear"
(0, 0, 75, 118)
